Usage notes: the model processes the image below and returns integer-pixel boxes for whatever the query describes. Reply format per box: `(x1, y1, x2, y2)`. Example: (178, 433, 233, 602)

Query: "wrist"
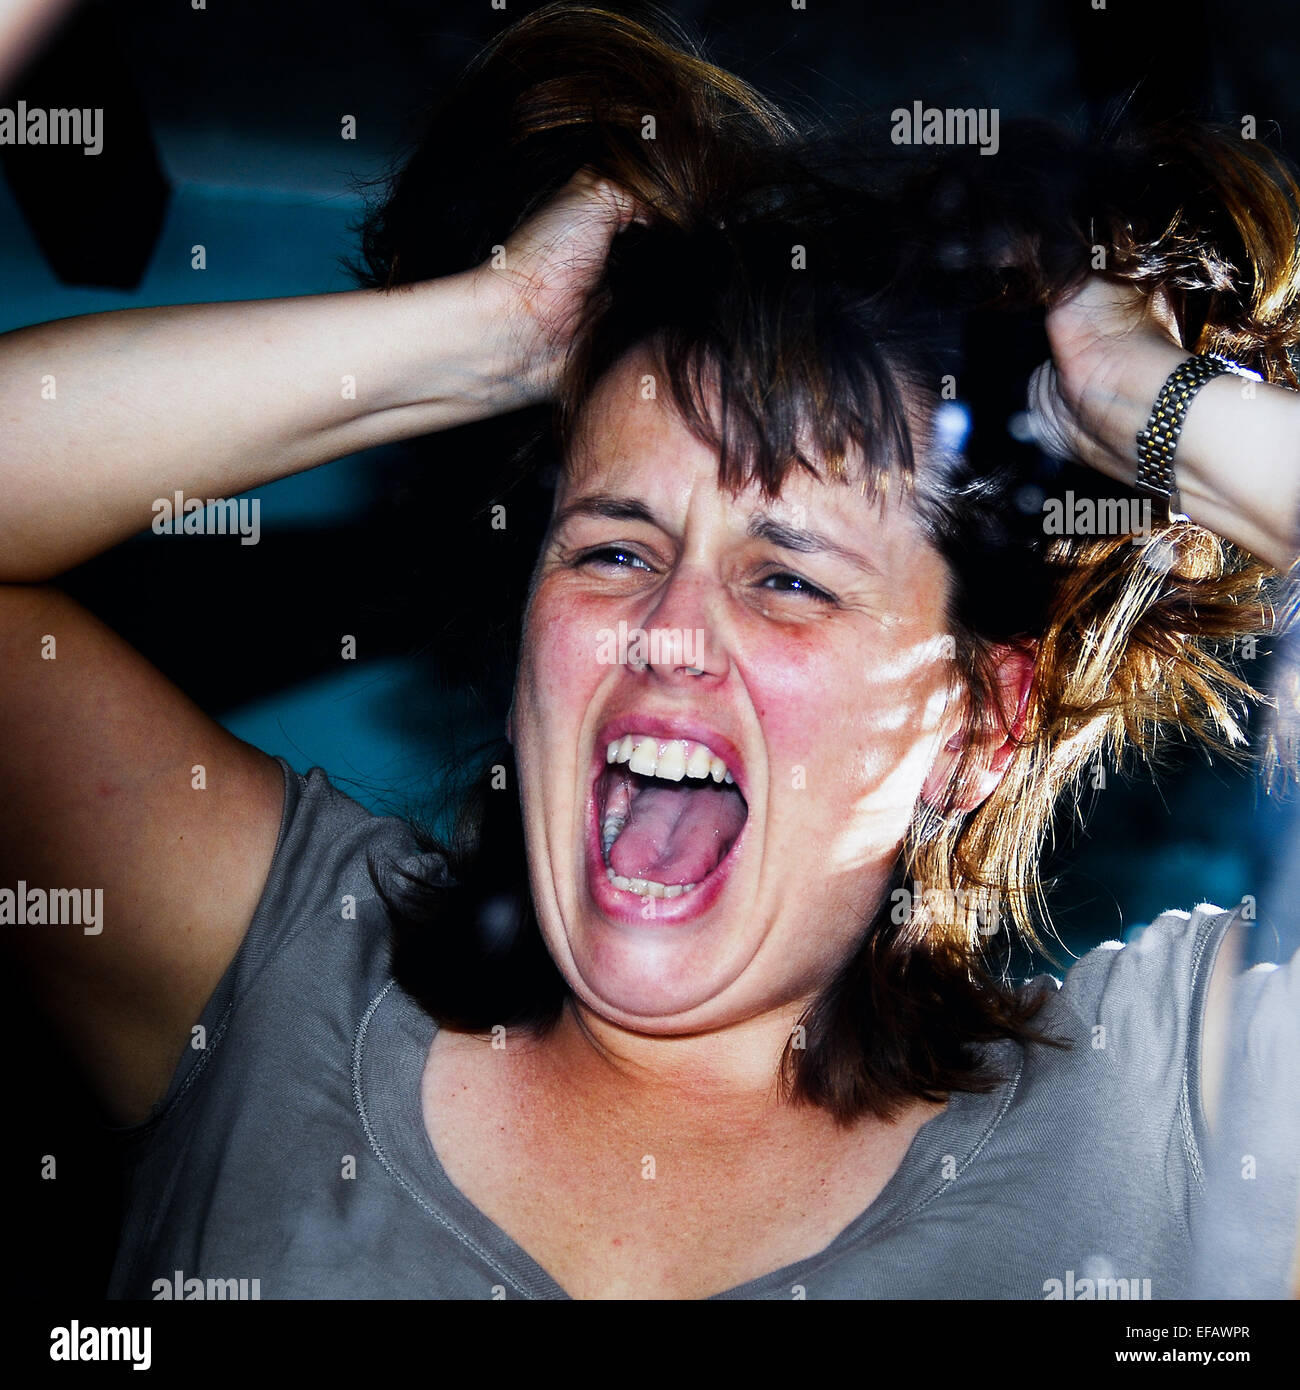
(1084, 339, 1188, 476)
(1132, 352, 1258, 523)
(1108, 345, 1300, 569)
(1172, 371, 1300, 570)
(377, 268, 552, 428)
(457, 264, 559, 409)
(1071, 341, 1300, 568)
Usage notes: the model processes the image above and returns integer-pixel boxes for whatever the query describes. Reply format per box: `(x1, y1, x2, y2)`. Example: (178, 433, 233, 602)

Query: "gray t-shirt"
(106, 759, 1300, 1300)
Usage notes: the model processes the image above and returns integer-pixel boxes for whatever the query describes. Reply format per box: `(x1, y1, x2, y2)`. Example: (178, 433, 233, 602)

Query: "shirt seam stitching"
(723, 1043, 1026, 1295)
(351, 980, 544, 1299)
(1181, 904, 1243, 1199)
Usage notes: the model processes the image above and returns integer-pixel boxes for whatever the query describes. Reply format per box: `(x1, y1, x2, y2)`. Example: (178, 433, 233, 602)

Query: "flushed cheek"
(743, 628, 937, 784)
(523, 587, 605, 679)
(735, 627, 835, 748)
(513, 603, 606, 837)
(747, 641, 946, 872)
(517, 591, 607, 722)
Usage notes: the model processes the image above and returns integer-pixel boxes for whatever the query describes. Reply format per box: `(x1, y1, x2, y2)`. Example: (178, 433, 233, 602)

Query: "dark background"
(3, 0, 1299, 1298)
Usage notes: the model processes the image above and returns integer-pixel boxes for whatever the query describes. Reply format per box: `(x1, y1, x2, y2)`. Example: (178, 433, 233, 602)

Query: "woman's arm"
(0, 170, 635, 582)
(0, 584, 286, 1125)
(1033, 276, 1300, 1156)
(1031, 275, 1300, 573)
(0, 171, 635, 1124)
(0, 273, 512, 581)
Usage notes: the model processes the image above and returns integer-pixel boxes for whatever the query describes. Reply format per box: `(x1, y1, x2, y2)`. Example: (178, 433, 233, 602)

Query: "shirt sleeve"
(1047, 902, 1299, 1296)
(1190, 941, 1300, 1296)
(1050, 902, 1237, 1180)
(108, 757, 424, 1139)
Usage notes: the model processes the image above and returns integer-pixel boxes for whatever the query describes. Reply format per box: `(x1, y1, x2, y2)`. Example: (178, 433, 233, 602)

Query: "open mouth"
(595, 734, 749, 899)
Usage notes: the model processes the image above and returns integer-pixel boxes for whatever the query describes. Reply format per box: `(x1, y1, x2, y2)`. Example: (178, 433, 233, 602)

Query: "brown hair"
(355, 2, 1300, 1123)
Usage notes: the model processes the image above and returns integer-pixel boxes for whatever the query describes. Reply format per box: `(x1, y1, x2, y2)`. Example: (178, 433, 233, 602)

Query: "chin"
(554, 905, 748, 1024)
(538, 866, 781, 1027)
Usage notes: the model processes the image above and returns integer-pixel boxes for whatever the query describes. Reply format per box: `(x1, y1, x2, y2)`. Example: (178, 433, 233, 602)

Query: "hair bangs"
(557, 225, 922, 504)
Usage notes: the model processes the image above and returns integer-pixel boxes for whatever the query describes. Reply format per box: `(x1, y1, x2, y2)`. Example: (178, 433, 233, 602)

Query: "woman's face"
(511, 349, 968, 1033)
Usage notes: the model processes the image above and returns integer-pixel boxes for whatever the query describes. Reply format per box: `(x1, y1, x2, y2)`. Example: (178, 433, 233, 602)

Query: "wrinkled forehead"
(552, 351, 946, 574)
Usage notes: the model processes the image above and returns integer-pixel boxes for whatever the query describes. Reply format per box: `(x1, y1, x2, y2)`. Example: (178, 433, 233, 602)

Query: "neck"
(533, 993, 824, 1141)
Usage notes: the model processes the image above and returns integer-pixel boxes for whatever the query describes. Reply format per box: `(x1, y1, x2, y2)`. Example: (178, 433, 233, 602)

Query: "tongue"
(608, 781, 747, 886)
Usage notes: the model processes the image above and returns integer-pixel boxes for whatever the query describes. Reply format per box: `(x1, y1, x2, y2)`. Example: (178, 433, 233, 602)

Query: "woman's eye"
(578, 546, 653, 573)
(760, 571, 835, 603)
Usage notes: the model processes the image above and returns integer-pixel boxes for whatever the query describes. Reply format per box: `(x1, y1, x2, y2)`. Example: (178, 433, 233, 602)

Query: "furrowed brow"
(551, 494, 663, 531)
(748, 513, 879, 576)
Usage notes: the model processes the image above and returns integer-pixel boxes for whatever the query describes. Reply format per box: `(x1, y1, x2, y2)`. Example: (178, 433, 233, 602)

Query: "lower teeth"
(605, 867, 696, 898)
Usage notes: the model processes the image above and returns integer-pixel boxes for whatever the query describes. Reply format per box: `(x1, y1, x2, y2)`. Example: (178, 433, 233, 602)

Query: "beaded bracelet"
(1135, 351, 1260, 523)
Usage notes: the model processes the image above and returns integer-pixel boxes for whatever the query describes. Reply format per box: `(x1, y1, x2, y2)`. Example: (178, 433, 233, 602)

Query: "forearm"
(1165, 367, 1300, 574)
(0, 269, 532, 581)
(1093, 341, 1300, 572)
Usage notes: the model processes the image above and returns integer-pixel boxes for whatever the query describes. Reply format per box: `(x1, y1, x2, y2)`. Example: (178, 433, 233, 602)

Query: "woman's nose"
(630, 570, 729, 684)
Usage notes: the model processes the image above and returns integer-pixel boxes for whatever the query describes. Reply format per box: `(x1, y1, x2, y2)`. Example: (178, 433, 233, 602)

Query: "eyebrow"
(552, 493, 879, 577)
(552, 494, 659, 530)
(747, 513, 880, 577)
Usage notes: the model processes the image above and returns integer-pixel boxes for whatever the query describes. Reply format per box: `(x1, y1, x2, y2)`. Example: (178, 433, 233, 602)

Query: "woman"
(2, 3, 1298, 1299)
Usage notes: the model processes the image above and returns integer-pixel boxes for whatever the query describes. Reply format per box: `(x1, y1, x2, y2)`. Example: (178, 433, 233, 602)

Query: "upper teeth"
(605, 734, 735, 785)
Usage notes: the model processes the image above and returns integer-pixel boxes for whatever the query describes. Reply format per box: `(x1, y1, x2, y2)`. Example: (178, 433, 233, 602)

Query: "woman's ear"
(921, 641, 1036, 815)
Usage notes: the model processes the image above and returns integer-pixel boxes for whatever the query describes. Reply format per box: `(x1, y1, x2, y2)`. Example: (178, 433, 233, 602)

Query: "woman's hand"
(470, 168, 642, 404)
(1026, 275, 1187, 487)
(1025, 274, 1300, 572)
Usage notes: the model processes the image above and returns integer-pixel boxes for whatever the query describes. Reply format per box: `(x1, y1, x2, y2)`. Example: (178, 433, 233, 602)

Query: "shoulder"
(993, 906, 1244, 1227)
(118, 759, 445, 1134)
(254, 760, 430, 928)
(1033, 903, 1239, 1047)
(1018, 904, 1243, 1153)
(224, 758, 450, 1000)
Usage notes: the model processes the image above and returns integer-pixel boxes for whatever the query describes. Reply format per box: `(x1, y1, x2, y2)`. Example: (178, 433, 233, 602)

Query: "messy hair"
(351, 2, 1300, 1123)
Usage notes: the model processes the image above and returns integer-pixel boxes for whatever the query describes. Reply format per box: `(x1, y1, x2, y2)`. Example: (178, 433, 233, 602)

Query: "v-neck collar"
(354, 976, 1023, 1299)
